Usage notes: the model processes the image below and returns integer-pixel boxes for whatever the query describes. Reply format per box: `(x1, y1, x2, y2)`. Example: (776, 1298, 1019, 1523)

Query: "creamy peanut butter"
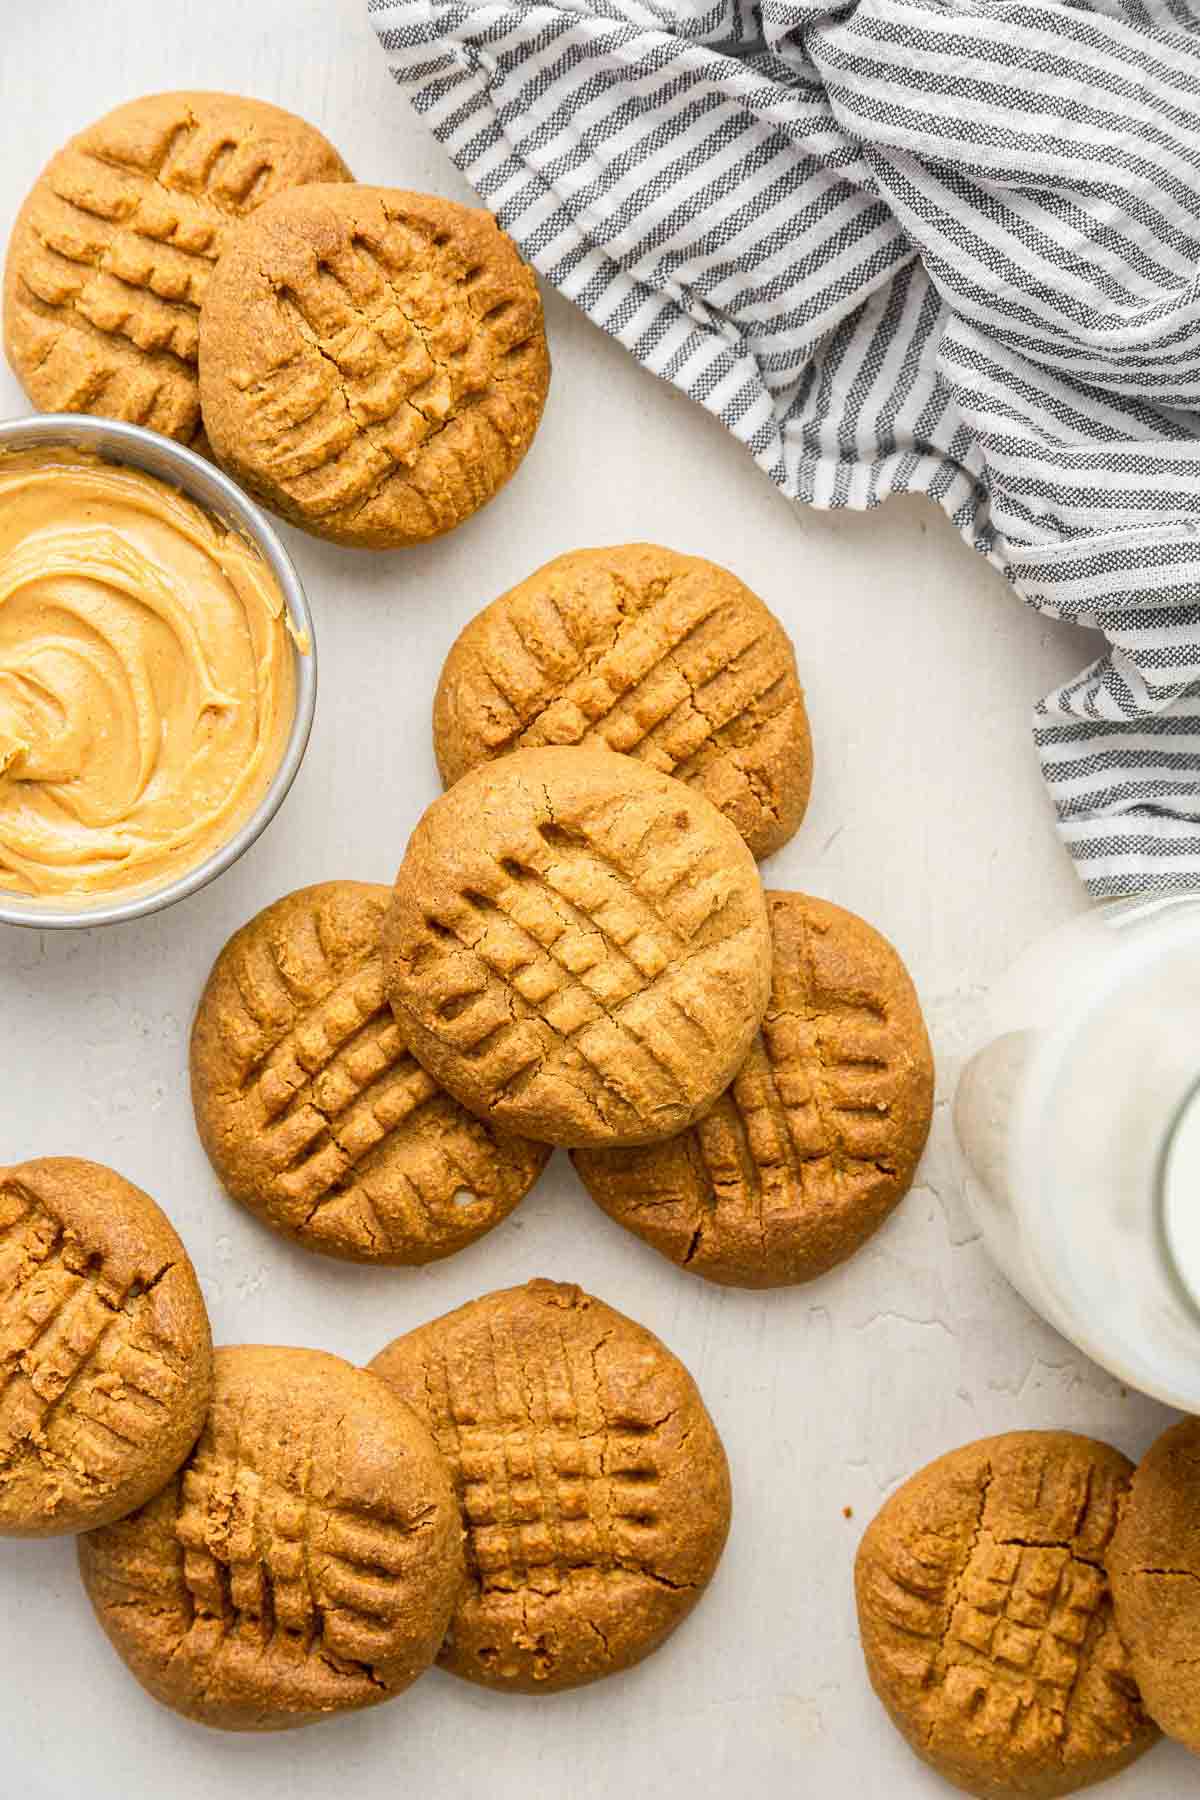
(0, 448, 300, 900)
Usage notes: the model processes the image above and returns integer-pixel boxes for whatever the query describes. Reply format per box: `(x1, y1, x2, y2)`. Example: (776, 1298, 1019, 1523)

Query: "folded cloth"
(370, 0, 1200, 896)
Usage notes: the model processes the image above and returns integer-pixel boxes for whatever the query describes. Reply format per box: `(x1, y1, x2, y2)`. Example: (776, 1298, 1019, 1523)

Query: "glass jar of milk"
(953, 894, 1200, 1410)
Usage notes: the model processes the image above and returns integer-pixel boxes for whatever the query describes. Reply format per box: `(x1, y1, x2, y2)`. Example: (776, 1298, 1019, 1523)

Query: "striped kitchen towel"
(370, 0, 1200, 897)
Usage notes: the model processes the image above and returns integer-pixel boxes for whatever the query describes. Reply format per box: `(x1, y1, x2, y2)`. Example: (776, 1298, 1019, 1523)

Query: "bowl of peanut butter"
(0, 415, 316, 928)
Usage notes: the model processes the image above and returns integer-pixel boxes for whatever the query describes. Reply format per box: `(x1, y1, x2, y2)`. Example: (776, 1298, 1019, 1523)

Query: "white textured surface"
(0, 4, 1191, 1794)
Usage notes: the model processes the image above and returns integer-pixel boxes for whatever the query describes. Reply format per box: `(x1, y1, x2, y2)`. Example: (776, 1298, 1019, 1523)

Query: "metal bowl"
(0, 414, 317, 930)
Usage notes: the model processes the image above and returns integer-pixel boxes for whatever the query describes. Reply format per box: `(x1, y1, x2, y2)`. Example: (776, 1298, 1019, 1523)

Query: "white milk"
(953, 895, 1200, 1409)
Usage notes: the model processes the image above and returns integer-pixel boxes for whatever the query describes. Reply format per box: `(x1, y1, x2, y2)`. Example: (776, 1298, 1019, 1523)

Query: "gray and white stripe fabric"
(370, 0, 1200, 896)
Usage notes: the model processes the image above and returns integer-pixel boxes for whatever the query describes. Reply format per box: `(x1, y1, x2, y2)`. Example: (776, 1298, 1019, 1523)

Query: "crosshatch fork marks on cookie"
(856, 1435, 1157, 1793)
(172, 1455, 435, 1674)
(434, 545, 812, 860)
(425, 1328, 674, 1599)
(0, 1184, 184, 1506)
(370, 1281, 732, 1693)
(235, 209, 543, 531)
(690, 906, 897, 1223)
(79, 1347, 463, 1724)
(5, 95, 351, 443)
(398, 769, 771, 1144)
(192, 882, 549, 1263)
(196, 184, 548, 546)
(572, 893, 934, 1286)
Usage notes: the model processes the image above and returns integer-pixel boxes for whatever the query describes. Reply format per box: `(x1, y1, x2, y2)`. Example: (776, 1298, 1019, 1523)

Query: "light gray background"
(0, 3, 1192, 1794)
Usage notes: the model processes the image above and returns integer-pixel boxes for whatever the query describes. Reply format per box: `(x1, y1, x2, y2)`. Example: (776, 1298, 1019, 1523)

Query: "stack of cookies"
(190, 540, 936, 1293)
(4, 91, 550, 548)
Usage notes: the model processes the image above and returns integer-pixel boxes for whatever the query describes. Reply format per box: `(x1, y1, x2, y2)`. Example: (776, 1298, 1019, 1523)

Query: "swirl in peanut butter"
(0, 449, 299, 899)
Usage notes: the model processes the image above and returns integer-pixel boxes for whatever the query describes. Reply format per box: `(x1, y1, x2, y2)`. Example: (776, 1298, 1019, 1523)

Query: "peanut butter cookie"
(4, 92, 351, 445)
(78, 1344, 462, 1731)
(198, 184, 550, 547)
(856, 1431, 1158, 1799)
(433, 545, 812, 860)
(1108, 1416, 1200, 1754)
(190, 882, 550, 1264)
(572, 893, 933, 1287)
(0, 1158, 212, 1537)
(383, 746, 772, 1148)
(369, 1279, 731, 1693)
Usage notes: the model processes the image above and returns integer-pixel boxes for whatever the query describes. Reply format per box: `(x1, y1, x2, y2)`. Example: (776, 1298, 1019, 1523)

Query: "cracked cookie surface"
(572, 892, 932, 1287)
(433, 543, 812, 860)
(369, 1278, 731, 1693)
(0, 1157, 212, 1536)
(383, 746, 773, 1148)
(1108, 1416, 1200, 1754)
(4, 91, 351, 444)
(198, 183, 550, 547)
(78, 1344, 463, 1730)
(856, 1431, 1157, 1799)
(190, 881, 550, 1264)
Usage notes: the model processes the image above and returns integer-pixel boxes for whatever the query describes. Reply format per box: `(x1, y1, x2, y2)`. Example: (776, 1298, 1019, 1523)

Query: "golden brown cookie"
(383, 746, 773, 1148)
(572, 892, 933, 1287)
(1108, 1416, 1200, 1754)
(4, 92, 351, 444)
(78, 1344, 463, 1731)
(433, 544, 812, 860)
(190, 881, 550, 1265)
(856, 1431, 1158, 1799)
(197, 184, 550, 547)
(369, 1279, 731, 1693)
(0, 1158, 212, 1537)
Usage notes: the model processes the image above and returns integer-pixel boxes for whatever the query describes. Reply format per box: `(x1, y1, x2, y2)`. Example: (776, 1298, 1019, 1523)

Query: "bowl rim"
(0, 413, 317, 930)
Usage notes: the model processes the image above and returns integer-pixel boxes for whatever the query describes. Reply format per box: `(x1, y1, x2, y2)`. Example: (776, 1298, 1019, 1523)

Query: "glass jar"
(953, 894, 1200, 1410)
